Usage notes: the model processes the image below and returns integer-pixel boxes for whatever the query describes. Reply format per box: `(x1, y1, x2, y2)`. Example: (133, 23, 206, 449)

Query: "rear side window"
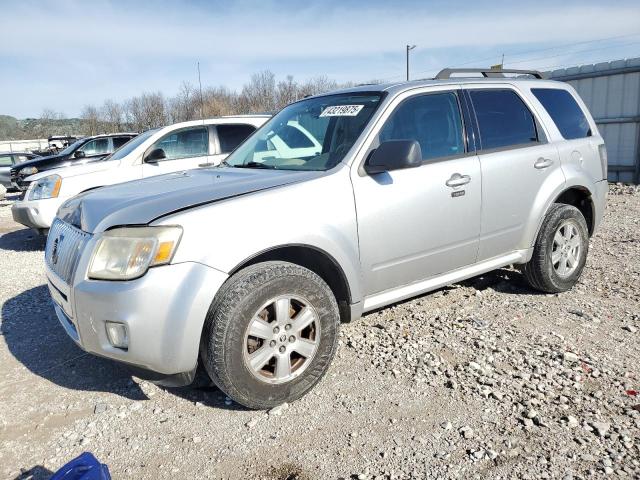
(531, 88, 591, 140)
(0, 155, 12, 166)
(217, 124, 256, 153)
(379, 92, 465, 161)
(113, 136, 133, 149)
(469, 89, 538, 150)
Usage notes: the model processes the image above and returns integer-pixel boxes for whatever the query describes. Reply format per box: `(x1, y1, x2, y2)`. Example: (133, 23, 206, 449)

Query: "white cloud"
(1, 0, 639, 116)
(3, 1, 639, 60)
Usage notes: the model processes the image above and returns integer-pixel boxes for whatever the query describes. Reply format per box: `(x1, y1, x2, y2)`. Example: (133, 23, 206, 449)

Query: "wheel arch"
(228, 244, 355, 323)
(553, 185, 596, 236)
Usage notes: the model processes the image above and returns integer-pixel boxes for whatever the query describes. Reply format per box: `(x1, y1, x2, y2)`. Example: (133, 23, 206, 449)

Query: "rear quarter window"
(531, 88, 591, 140)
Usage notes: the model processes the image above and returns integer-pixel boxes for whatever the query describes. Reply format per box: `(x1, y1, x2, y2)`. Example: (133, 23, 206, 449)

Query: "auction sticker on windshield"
(320, 105, 364, 117)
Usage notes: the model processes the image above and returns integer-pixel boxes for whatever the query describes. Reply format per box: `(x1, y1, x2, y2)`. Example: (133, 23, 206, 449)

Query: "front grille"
(45, 219, 91, 284)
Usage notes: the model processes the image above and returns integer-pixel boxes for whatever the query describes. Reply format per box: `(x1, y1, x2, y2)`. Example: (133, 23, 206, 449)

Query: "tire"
(201, 261, 340, 409)
(521, 203, 589, 293)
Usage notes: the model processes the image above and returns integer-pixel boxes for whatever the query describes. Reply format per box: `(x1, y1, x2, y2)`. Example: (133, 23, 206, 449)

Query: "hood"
(26, 159, 119, 182)
(58, 167, 324, 233)
(14, 152, 70, 172)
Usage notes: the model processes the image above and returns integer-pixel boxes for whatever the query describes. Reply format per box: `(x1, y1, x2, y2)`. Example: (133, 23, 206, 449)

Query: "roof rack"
(435, 68, 545, 80)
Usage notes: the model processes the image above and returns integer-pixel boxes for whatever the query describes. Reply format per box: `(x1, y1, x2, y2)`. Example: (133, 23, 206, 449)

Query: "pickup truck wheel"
(521, 203, 589, 293)
(201, 261, 339, 409)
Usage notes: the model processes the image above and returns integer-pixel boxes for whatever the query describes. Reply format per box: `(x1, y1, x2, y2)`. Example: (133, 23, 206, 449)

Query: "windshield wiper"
(236, 161, 277, 169)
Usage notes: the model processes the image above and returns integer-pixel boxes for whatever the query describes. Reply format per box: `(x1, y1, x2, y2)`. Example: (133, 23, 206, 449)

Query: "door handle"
(198, 163, 210, 167)
(534, 157, 554, 169)
(446, 173, 471, 187)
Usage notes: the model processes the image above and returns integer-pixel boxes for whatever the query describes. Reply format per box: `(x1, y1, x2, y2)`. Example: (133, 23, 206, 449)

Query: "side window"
(152, 127, 209, 160)
(379, 92, 465, 161)
(469, 89, 538, 150)
(113, 136, 132, 149)
(15, 155, 30, 163)
(217, 125, 256, 154)
(80, 138, 110, 156)
(531, 88, 591, 140)
(0, 155, 12, 166)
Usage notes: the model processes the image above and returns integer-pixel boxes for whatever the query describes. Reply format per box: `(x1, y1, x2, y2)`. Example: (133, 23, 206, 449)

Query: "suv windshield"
(102, 129, 159, 161)
(225, 93, 383, 171)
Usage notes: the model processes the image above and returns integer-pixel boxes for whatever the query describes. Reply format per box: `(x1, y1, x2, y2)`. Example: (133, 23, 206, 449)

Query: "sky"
(1, 0, 640, 118)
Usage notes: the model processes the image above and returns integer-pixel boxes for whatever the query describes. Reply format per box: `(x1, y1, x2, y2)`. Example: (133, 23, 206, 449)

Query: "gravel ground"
(0, 185, 638, 480)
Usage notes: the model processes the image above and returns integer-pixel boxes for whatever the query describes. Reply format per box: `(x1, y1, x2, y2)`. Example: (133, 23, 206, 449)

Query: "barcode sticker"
(320, 105, 364, 117)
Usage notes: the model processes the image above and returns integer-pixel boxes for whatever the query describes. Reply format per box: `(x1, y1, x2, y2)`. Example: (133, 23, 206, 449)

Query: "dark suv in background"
(10, 132, 137, 191)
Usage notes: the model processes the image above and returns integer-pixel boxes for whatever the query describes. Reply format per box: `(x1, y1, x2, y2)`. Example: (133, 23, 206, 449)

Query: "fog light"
(105, 321, 129, 349)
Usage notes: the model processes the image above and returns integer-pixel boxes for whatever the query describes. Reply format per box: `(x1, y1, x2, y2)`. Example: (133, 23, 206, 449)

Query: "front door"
(352, 88, 482, 297)
(142, 126, 210, 177)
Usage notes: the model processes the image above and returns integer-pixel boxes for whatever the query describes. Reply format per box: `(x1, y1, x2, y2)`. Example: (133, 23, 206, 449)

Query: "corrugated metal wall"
(549, 57, 640, 183)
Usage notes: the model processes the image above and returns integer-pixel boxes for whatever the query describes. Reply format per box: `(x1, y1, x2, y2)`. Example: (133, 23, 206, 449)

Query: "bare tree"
(80, 105, 101, 135)
(168, 82, 199, 123)
(202, 86, 237, 117)
(276, 75, 299, 109)
(238, 70, 277, 114)
(125, 92, 167, 131)
(101, 99, 125, 131)
(1, 70, 364, 142)
(299, 76, 338, 98)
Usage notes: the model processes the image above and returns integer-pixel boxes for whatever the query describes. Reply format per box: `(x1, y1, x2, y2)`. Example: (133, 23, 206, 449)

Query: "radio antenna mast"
(197, 62, 204, 120)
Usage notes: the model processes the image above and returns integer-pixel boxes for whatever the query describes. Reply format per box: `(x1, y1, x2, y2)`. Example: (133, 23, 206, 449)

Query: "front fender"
(160, 169, 364, 303)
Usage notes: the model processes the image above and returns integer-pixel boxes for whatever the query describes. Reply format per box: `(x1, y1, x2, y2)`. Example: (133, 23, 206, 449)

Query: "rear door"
(112, 136, 134, 152)
(142, 126, 209, 177)
(210, 124, 257, 165)
(465, 86, 563, 260)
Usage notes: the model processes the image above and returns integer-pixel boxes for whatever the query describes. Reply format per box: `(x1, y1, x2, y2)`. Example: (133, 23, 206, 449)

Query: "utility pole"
(406, 44, 416, 81)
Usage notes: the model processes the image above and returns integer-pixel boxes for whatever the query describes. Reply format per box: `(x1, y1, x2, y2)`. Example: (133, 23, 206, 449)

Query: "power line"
(505, 40, 640, 66)
(455, 32, 640, 67)
(405, 36, 640, 81)
(369, 32, 640, 84)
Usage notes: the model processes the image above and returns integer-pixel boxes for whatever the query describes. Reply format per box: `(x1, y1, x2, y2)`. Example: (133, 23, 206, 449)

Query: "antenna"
(197, 61, 204, 120)
(406, 44, 417, 81)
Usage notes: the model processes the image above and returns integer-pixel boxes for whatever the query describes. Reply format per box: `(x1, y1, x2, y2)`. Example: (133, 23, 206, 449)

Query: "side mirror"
(364, 140, 422, 174)
(74, 150, 86, 159)
(145, 148, 166, 163)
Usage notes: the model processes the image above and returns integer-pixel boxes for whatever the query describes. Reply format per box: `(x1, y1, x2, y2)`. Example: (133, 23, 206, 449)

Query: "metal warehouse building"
(549, 57, 640, 183)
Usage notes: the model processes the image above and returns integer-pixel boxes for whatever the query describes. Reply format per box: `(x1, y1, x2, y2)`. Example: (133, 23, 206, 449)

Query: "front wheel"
(201, 261, 340, 409)
(521, 203, 590, 293)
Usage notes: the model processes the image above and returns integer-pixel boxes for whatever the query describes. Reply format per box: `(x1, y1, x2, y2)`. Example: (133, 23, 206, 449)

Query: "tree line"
(4, 71, 353, 140)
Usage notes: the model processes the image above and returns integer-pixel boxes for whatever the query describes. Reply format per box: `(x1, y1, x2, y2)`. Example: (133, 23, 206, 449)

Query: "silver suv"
(45, 68, 608, 409)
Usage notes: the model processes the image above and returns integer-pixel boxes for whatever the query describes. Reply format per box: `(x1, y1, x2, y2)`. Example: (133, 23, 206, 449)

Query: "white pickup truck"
(11, 116, 271, 232)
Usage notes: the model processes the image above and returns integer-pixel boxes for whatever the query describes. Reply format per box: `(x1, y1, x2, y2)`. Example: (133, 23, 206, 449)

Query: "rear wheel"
(521, 203, 589, 293)
(201, 261, 340, 409)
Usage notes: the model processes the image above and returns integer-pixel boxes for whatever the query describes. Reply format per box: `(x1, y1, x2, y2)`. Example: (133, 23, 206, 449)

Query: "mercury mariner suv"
(44, 69, 608, 409)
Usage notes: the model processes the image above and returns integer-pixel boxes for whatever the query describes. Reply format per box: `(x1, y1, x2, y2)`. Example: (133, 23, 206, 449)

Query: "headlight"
(88, 226, 183, 280)
(28, 174, 62, 200)
(21, 166, 38, 176)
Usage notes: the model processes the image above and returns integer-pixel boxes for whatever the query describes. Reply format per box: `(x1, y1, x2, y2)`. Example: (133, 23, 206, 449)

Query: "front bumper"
(47, 260, 228, 377)
(12, 198, 60, 230)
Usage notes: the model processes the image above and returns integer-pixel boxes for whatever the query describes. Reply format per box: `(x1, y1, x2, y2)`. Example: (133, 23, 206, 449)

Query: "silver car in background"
(44, 69, 608, 409)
